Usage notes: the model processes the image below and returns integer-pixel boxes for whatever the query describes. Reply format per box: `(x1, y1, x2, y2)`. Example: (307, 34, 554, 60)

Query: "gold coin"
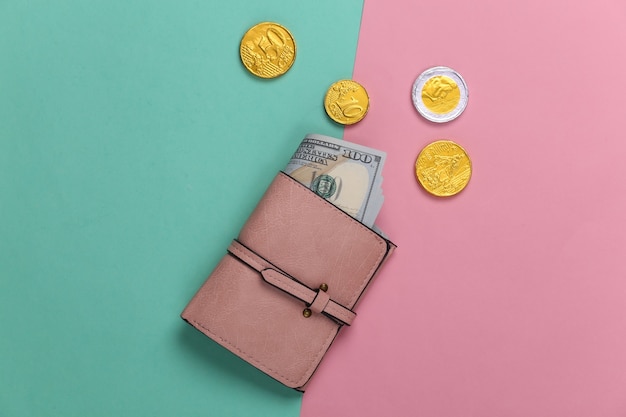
(240, 22, 296, 78)
(421, 75, 461, 114)
(412, 66, 468, 123)
(415, 140, 472, 197)
(324, 80, 369, 125)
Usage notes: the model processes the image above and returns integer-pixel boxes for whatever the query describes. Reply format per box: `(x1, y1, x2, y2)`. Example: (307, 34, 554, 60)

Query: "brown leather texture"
(181, 172, 395, 390)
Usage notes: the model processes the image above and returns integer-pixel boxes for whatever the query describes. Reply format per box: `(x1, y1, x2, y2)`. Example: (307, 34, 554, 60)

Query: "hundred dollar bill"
(284, 133, 386, 227)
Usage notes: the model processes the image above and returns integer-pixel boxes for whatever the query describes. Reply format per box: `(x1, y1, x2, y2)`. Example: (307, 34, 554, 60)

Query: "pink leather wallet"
(181, 172, 396, 391)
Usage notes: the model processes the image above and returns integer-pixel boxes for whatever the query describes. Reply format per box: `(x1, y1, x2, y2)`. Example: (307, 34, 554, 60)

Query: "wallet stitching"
(192, 173, 390, 387)
(271, 172, 388, 382)
(265, 270, 312, 303)
(309, 289, 330, 314)
(231, 243, 355, 323)
(221, 244, 342, 386)
(230, 243, 313, 303)
(326, 302, 355, 324)
(271, 173, 387, 384)
(266, 268, 354, 325)
(277, 173, 387, 307)
(189, 317, 336, 387)
(229, 242, 265, 273)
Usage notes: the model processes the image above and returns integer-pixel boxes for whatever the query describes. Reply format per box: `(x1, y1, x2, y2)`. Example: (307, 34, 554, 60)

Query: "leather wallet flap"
(181, 172, 395, 390)
(239, 172, 393, 310)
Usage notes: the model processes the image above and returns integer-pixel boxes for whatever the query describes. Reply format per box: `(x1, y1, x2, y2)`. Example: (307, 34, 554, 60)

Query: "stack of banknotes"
(285, 133, 385, 228)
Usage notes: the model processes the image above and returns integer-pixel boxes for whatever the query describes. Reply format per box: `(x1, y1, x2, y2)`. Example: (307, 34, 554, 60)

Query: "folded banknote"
(284, 133, 385, 228)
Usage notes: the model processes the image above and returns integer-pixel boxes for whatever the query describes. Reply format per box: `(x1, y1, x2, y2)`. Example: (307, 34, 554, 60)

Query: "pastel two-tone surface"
(2, 0, 626, 416)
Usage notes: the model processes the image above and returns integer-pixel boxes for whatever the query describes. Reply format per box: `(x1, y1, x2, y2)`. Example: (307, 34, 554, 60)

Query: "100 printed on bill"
(284, 133, 386, 227)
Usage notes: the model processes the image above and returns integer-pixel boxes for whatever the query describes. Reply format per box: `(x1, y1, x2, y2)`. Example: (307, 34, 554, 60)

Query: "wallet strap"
(228, 240, 356, 326)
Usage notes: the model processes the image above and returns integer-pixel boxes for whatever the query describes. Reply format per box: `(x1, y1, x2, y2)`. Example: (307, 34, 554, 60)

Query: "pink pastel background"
(302, 0, 626, 416)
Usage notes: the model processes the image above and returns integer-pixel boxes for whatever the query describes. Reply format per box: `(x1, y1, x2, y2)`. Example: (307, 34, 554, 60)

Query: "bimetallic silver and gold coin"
(412, 66, 468, 123)
(415, 140, 472, 197)
(324, 79, 370, 125)
(240, 22, 296, 78)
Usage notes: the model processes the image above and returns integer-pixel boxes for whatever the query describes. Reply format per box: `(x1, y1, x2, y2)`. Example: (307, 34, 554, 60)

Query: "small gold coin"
(240, 22, 296, 78)
(324, 80, 370, 125)
(415, 140, 472, 197)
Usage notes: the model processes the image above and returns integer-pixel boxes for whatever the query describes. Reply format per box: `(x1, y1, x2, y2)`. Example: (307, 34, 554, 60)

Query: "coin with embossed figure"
(324, 80, 370, 125)
(240, 22, 296, 78)
(412, 66, 468, 123)
(415, 140, 472, 197)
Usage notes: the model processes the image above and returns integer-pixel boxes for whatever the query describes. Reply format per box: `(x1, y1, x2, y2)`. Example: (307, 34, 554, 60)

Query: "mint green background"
(0, 1, 363, 415)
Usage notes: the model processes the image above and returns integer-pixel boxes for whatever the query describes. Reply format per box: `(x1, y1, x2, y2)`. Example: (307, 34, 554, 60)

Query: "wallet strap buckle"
(228, 240, 356, 326)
